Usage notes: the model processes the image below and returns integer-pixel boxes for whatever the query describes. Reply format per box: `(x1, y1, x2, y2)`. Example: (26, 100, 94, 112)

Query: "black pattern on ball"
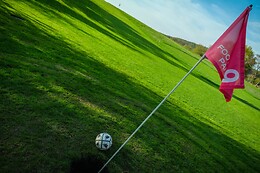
(95, 133, 112, 150)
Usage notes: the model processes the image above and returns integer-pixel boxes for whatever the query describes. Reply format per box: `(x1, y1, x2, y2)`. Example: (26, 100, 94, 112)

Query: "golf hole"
(70, 155, 109, 173)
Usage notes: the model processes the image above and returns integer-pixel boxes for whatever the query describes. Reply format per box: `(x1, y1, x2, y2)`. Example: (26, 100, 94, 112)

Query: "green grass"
(0, 0, 259, 172)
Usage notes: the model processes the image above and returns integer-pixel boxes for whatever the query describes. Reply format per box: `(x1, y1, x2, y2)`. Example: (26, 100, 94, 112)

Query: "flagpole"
(98, 55, 206, 173)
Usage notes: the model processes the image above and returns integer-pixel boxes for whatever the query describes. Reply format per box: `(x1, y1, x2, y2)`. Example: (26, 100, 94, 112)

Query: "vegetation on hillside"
(168, 36, 207, 56)
(245, 46, 260, 86)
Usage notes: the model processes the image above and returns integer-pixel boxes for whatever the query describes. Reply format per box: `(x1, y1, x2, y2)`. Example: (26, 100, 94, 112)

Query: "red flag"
(205, 5, 252, 102)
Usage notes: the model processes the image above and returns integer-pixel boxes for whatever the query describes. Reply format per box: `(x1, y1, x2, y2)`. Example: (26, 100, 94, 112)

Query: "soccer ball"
(95, 133, 112, 150)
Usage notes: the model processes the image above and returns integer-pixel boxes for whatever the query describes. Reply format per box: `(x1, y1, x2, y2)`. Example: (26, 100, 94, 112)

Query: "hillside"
(0, 0, 259, 172)
(168, 36, 207, 55)
(166, 36, 198, 50)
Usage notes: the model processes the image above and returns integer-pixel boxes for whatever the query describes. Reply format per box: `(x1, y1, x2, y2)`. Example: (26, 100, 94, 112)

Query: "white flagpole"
(98, 55, 206, 173)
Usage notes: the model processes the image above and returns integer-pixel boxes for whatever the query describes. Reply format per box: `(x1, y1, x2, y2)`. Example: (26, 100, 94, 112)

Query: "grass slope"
(0, 0, 259, 172)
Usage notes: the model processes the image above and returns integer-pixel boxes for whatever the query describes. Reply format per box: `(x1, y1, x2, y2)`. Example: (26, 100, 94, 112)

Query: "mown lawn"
(0, 0, 259, 172)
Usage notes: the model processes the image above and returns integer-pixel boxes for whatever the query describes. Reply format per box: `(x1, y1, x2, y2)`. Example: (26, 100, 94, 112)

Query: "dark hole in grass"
(70, 155, 109, 173)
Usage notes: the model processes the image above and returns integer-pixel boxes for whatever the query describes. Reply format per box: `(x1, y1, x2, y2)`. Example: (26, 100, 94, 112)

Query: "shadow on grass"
(193, 74, 219, 89)
(0, 2, 259, 173)
(233, 95, 260, 111)
(24, 0, 189, 72)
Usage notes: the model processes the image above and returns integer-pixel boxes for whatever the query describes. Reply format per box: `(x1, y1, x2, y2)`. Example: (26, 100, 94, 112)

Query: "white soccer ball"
(95, 133, 112, 150)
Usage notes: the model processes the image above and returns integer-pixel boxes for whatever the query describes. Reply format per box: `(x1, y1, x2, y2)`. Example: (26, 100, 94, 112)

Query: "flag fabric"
(205, 5, 252, 102)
